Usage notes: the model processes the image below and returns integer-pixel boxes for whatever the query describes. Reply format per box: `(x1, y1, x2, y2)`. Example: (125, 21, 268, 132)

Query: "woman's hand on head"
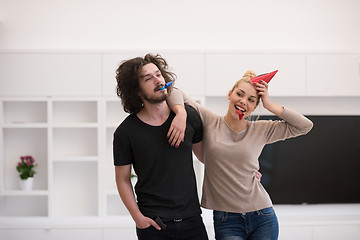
(255, 80, 269, 97)
(255, 80, 272, 109)
(255, 80, 284, 116)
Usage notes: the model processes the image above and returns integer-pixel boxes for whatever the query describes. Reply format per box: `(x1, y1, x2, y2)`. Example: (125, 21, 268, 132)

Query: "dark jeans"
(136, 215, 209, 240)
(213, 207, 279, 240)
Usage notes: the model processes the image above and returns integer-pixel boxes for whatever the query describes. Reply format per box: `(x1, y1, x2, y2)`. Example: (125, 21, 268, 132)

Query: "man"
(113, 53, 208, 240)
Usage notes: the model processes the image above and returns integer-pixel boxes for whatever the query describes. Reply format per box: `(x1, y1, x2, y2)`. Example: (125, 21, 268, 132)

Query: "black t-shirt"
(113, 105, 203, 219)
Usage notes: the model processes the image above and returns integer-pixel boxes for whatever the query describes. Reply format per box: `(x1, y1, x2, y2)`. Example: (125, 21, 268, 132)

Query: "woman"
(167, 70, 313, 240)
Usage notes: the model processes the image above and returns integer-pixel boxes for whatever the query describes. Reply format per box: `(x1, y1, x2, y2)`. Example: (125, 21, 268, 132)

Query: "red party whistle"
(238, 109, 244, 120)
(251, 70, 278, 87)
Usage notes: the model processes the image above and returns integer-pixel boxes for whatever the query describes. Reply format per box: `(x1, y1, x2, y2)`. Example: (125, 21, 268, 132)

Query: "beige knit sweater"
(167, 88, 313, 213)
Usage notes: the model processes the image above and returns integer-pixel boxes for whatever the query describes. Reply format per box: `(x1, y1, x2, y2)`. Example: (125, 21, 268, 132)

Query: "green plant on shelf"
(130, 166, 137, 179)
(16, 155, 37, 180)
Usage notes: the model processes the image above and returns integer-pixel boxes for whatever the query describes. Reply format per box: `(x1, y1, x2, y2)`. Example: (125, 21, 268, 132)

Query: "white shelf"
(105, 127, 117, 191)
(52, 128, 98, 158)
(107, 195, 129, 216)
(2, 123, 48, 128)
(3, 101, 47, 124)
(2, 128, 48, 191)
(52, 156, 99, 162)
(105, 100, 128, 127)
(52, 161, 98, 217)
(0, 97, 105, 217)
(52, 123, 98, 128)
(52, 101, 98, 124)
(1, 190, 49, 196)
(0, 195, 48, 216)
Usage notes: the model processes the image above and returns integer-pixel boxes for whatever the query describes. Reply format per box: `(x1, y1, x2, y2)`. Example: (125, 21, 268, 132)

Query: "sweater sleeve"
(167, 87, 185, 107)
(167, 87, 217, 127)
(264, 107, 313, 144)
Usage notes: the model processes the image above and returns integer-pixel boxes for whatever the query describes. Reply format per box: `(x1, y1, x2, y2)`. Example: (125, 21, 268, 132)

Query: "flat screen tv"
(258, 115, 360, 204)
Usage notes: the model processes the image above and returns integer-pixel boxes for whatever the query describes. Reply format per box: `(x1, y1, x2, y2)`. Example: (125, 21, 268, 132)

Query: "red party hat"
(251, 70, 278, 87)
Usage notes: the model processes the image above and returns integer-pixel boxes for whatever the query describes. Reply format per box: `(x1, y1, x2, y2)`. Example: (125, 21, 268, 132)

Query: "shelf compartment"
(3, 128, 48, 191)
(53, 101, 97, 124)
(2, 101, 47, 124)
(105, 127, 116, 190)
(53, 162, 98, 216)
(53, 128, 98, 158)
(106, 194, 129, 216)
(105, 101, 128, 127)
(2, 124, 48, 128)
(1, 190, 49, 196)
(52, 156, 98, 162)
(0, 195, 48, 216)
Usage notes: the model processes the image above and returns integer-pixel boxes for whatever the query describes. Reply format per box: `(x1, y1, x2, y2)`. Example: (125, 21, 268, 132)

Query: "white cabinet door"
(205, 53, 307, 97)
(164, 53, 205, 97)
(102, 52, 146, 97)
(0, 53, 102, 97)
(103, 228, 137, 240)
(307, 54, 360, 96)
(0, 229, 102, 240)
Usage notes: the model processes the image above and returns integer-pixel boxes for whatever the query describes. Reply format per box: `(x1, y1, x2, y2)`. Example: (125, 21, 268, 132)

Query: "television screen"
(258, 115, 360, 204)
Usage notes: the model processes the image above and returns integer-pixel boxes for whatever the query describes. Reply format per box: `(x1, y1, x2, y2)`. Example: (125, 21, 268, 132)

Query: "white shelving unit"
(104, 99, 130, 217)
(0, 99, 49, 217)
(0, 98, 132, 218)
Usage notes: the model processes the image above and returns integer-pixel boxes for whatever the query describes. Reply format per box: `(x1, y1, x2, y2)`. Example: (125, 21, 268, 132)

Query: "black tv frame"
(258, 115, 360, 204)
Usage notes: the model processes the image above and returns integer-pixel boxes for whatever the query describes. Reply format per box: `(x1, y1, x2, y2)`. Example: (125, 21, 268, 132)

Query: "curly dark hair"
(115, 54, 176, 114)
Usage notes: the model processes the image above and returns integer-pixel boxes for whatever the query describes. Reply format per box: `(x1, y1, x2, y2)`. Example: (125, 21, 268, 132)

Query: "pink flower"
(19, 155, 36, 167)
(17, 155, 37, 180)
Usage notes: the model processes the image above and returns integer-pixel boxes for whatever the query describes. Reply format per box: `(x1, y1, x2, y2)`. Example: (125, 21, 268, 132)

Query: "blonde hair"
(229, 70, 261, 106)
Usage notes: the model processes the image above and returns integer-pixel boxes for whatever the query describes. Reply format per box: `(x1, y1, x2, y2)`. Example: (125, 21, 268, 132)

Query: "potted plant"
(130, 166, 137, 187)
(16, 155, 37, 191)
(131, 173, 137, 185)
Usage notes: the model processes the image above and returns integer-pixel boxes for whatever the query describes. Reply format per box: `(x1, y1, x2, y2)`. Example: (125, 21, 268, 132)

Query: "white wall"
(0, 0, 359, 52)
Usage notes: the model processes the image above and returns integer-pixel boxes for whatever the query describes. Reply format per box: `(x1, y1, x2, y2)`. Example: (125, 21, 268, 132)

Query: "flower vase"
(19, 177, 34, 191)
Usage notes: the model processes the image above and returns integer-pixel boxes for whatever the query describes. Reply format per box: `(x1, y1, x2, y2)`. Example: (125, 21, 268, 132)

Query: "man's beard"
(142, 92, 167, 104)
